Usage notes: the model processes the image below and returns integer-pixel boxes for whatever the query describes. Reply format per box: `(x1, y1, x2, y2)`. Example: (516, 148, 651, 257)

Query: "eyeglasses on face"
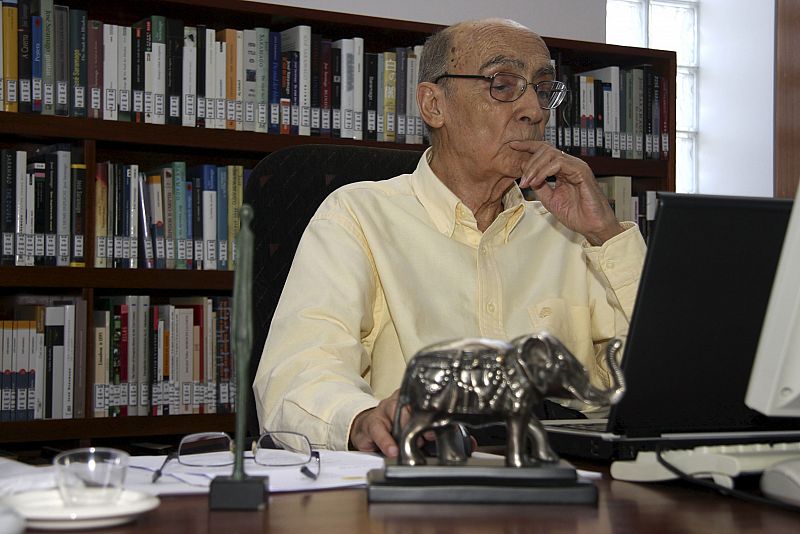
(151, 430, 321, 483)
(433, 72, 568, 109)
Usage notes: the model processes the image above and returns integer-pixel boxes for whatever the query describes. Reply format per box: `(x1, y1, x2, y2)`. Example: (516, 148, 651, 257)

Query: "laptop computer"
(544, 192, 800, 461)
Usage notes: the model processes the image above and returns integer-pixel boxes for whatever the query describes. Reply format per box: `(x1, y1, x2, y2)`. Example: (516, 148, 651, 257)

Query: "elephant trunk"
(575, 338, 626, 406)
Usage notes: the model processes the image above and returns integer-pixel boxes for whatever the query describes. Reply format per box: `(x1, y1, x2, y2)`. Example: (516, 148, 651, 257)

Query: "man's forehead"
(451, 24, 550, 72)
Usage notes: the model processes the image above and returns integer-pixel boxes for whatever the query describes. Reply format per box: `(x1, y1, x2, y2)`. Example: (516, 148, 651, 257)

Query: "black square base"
(209, 476, 269, 510)
(367, 458, 597, 505)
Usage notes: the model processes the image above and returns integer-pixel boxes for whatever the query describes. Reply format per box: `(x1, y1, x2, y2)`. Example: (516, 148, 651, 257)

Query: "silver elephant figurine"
(393, 332, 626, 467)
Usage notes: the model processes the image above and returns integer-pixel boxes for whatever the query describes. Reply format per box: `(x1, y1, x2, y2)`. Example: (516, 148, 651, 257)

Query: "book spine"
(364, 52, 377, 141)
(29, 161, 46, 265)
(189, 172, 201, 269)
(72, 298, 86, 418)
(94, 162, 108, 268)
(352, 37, 363, 140)
(320, 38, 331, 137)
(172, 161, 187, 269)
(102, 24, 118, 121)
(181, 26, 196, 127)
(40, 0, 54, 114)
(213, 38, 225, 130)
(242, 28, 256, 132)
(131, 21, 146, 123)
(53, 4, 68, 116)
(394, 47, 406, 144)
(68, 8, 87, 118)
(137, 170, 155, 268)
(69, 147, 85, 267)
(13, 151, 26, 266)
(1, 149, 16, 265)
(267, 31, 280, 134)
(376, 53, 383, 141)
(3, 1, 19, 113)
(32, 13, 43, 113)
(215, 165, 227, 271)
(86, 19, 102, 119)
(0, 322, 10, 421)
(146, 171, 165, 269)
(150, 15, 166, 125)
(201, 169, 217, 270)
(137, 295, 150, 416)
(160, 165, 175, 269)
(93, 309, 108, 417)
(164, 18, 183, 125)
(279, 50, 291, 135)
(203, 27, 215, 129)
(254, 27, 269, 133)
(117, 25, 131, 122)
(31, 308, 44, 420)
(310, 32, 321, 136)
(383, 51, 396, 143)
(18, 0, 32, 113)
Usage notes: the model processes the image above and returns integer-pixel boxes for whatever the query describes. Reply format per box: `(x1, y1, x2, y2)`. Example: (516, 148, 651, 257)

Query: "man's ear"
(417, 82, 445, 130)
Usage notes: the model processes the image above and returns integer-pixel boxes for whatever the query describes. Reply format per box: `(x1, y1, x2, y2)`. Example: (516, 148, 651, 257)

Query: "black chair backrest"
(243, 144, 423, 436)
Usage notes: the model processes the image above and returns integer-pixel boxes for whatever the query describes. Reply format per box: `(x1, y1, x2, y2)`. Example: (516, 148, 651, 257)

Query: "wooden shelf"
(0, 112, 427, 154)
(0, 414, 235, 443)
(0, 266, 234, 291)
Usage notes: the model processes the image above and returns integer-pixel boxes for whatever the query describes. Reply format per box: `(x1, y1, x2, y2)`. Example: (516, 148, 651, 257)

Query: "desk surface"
(103, 470, 798, 533)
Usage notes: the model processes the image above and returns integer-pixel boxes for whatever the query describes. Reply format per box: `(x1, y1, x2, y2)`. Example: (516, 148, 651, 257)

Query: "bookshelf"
(0, 0, 675, 453)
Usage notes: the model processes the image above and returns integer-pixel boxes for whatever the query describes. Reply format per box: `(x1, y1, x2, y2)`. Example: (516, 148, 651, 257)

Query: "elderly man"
(253, 18, 646, 457)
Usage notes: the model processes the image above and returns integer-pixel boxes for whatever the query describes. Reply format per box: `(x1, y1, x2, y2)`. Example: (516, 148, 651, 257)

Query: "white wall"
(698, 0, 775, 196)
(247, 0, 606, 42)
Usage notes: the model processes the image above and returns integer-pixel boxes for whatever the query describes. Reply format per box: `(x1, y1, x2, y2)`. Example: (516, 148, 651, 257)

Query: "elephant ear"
(511, 333, 555, 392)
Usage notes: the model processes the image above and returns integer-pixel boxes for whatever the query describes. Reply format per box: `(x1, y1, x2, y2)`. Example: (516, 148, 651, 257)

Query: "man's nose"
(515, 86, 546, 124)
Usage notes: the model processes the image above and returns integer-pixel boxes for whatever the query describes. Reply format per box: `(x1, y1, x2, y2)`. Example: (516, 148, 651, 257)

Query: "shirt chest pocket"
(527, 299, 593, 366)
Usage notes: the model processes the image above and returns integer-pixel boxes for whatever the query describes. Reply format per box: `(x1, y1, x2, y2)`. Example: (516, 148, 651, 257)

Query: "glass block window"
(607, 0, 699, 192)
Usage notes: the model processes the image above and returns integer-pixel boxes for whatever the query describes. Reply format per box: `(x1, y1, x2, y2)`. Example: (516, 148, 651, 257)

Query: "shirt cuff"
(582, 222, 646, 290)
(328, 394, 380, 451)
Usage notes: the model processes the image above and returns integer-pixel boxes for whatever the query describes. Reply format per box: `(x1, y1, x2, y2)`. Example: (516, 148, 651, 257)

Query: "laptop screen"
(609, 193, 800, 437)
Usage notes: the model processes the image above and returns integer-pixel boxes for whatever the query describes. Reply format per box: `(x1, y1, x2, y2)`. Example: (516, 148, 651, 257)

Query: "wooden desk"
(101, 472, 798, 533)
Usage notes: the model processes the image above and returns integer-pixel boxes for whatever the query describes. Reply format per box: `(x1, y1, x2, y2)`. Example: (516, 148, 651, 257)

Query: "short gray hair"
(418, 26, 454, 87)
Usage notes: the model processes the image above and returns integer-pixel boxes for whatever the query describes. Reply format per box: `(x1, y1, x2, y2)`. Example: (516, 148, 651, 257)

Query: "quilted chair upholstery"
(243, 144, 423, 435)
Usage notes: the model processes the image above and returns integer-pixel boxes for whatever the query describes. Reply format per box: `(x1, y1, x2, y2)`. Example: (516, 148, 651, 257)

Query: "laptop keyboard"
(610, 441, 800, 488)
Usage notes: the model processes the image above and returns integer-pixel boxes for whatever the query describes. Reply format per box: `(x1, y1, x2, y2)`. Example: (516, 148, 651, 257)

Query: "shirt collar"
(411, 148, 527, 239)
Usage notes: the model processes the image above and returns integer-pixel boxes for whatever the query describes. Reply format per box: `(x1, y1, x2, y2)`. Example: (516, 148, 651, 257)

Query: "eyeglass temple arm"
(152, 451, 179, 483)
(231, 205, 255, 482)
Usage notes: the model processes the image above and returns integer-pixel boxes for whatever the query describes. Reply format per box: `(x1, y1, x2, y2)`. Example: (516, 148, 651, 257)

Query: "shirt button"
(539, 307, 552, 318)
(605, 260, 615, 269)
(480, 246, 488, 255)
(487, 303, 496, 314)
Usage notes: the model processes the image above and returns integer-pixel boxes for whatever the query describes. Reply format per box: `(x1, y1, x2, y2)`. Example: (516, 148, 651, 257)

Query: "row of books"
(0, 1, 428, 143)
(0, 295, 86, 421)
(94, 161, 248, 270)
(550, 63, 670, 161)
(592, 175, 660, 241)
(93, 295, 236, 418)
(0, 294, 237, 422)
(0, 145, 85, 267)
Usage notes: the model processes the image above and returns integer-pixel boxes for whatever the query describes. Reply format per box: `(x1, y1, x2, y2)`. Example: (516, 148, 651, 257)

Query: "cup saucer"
(0, 489, 160, 530)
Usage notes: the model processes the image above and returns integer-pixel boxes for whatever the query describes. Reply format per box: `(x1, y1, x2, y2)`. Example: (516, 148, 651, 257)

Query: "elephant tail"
(604, 338, 626, 405)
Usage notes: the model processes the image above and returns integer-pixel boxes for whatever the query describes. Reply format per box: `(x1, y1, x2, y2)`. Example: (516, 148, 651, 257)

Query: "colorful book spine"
(69, 8, 87, 118)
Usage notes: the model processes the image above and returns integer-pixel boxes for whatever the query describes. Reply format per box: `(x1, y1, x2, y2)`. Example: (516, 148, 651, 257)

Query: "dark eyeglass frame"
(433, 72, 568, 108)
(151, 430, 321, 483)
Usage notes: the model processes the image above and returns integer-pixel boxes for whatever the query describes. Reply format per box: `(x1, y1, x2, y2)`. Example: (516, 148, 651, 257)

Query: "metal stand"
(367, 456, 597, 504)
(209, 205, 268, 511)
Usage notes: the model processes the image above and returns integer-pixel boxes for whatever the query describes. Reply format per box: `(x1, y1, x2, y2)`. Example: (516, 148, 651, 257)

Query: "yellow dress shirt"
(254, 148, 646, 450)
